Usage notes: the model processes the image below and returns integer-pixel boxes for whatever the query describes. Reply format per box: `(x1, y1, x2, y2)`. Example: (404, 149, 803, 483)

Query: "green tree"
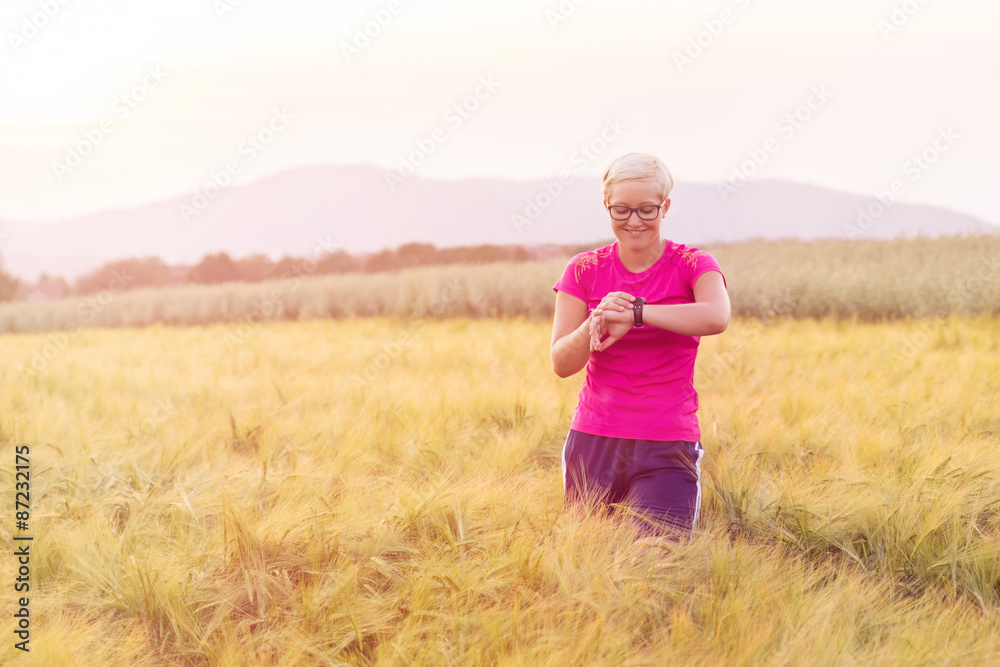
(233, 253, 276, 282)
(396, 242, 438, 267)
(187, 252, 241, 284)
(74, 256, 172, 295)
(316, 250, 361, 274)
(364, 248, 399, 273)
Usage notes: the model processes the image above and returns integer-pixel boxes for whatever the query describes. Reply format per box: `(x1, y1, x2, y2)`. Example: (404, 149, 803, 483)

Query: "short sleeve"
(684, 249, 726, 290)
(552, 254, 589, 302)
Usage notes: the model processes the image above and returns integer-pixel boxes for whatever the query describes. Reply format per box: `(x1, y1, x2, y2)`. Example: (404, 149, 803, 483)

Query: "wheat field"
(2, 235, 998, 337)
(2, 314, 999, 665)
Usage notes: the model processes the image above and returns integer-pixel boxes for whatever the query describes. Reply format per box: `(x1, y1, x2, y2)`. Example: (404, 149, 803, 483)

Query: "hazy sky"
(1, 0, 998, 225)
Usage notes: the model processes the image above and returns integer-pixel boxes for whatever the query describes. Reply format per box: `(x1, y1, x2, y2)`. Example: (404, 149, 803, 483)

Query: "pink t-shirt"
(552, 239, 725, 441)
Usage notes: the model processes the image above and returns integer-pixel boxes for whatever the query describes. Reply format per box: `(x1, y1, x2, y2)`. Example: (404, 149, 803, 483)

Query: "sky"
(0, 0, 998, 230)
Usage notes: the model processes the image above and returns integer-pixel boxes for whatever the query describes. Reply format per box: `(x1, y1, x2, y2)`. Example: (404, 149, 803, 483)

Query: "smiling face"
(604, 179, 671, 253)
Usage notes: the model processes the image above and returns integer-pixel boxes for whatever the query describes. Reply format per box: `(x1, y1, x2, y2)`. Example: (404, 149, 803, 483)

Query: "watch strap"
(633, 297, 646, 328)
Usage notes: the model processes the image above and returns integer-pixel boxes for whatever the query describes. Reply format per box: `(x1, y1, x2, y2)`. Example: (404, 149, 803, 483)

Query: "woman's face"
(605, 179, 670, 252)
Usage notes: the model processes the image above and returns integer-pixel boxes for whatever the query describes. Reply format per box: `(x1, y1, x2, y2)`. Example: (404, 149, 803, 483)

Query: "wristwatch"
(633, 297, 646, 328)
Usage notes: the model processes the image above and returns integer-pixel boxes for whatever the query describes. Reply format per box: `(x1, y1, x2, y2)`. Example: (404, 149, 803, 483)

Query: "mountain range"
(2, 164, 997, 281)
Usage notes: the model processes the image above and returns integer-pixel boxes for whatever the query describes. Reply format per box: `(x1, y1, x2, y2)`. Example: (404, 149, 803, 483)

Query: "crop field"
(2, 313, 1000, 665)
(2, 234, 999, 336)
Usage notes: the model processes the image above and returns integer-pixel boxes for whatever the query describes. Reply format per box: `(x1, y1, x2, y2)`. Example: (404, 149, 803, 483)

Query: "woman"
(550, 152, 730, 539)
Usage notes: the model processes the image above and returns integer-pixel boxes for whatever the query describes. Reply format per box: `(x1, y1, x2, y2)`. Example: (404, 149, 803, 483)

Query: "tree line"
(1, 241, 595, 301)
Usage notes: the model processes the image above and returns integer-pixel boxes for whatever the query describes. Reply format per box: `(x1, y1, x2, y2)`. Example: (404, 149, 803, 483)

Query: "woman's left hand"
(590, 304, 635, 352)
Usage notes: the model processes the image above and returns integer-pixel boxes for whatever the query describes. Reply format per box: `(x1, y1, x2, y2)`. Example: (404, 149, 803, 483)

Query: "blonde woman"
(550, 152, 730, 539)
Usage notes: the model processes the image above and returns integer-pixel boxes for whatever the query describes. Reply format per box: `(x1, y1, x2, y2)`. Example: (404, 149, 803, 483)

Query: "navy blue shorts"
(561, 428, 704, 538)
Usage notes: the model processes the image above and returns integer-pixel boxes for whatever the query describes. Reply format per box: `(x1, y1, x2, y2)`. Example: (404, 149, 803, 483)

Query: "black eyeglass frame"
(605, 202, 665, 222)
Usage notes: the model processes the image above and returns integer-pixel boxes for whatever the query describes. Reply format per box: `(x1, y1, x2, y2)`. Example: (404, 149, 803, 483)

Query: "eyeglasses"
(606, 203, 664, 221)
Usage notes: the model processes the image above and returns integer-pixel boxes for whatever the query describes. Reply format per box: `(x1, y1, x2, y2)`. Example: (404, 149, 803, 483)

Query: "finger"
(592, 321, 606, 349)
(600, 299, 628, 312)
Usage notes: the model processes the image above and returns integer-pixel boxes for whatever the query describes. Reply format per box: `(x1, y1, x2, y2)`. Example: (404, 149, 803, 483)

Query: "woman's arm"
(642, 270, 730, 336)
(550, 291, 593, 378)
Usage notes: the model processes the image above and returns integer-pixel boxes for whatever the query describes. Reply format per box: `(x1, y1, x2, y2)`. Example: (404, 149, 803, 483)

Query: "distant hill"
(2, 164, 997, 280)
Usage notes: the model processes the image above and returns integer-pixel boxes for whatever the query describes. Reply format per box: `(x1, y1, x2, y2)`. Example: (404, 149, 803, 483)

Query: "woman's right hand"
(594, 291, 635, 314)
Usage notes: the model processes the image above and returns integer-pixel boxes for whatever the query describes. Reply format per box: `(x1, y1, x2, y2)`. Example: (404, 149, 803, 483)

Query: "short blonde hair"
(601, 152, 674, 203)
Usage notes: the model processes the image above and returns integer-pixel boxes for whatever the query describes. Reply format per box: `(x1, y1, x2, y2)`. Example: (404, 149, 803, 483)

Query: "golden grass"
(2, 315, 1000, 664)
